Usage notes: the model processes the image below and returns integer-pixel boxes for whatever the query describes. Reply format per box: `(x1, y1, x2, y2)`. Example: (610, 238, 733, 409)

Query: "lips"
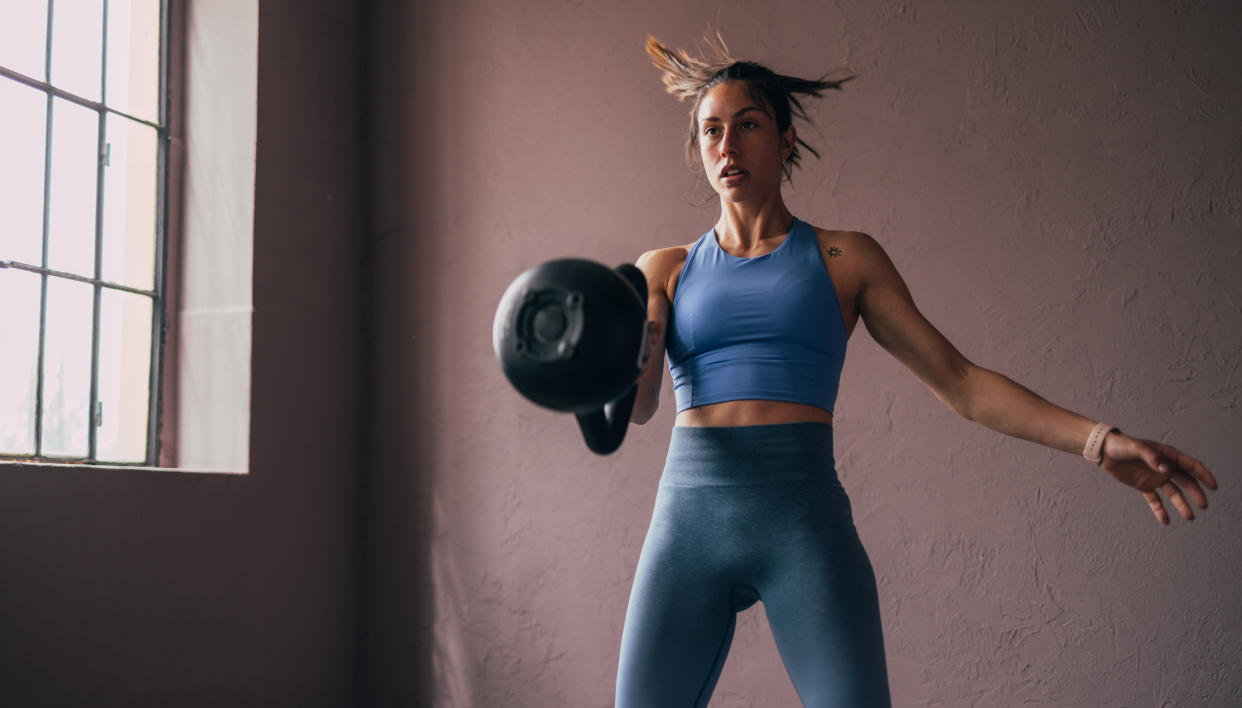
(720, 165, 747, 180)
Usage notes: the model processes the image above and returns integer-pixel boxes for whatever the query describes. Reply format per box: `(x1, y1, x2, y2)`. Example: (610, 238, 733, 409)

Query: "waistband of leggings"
(661, 422, 836, 487)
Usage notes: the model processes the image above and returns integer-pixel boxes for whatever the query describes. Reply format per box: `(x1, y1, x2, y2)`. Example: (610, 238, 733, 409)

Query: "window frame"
(0, 0, 171, 466)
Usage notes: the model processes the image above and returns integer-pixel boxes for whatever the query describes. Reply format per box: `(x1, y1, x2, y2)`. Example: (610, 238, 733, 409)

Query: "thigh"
(616, 495, 739, 708)
(762, 530, 891, 708)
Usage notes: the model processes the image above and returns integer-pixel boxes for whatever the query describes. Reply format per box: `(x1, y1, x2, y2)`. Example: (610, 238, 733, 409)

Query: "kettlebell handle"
(574, 383, 638, 455)
(572, 263, 649, 455)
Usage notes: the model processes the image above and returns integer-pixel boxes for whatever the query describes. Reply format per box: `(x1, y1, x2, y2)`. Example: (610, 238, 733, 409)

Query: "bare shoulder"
(811, 227, 888, 258)
(635, 243, 692, 300)
(811, 227, 899, 283)
(636, 242, 692, 271)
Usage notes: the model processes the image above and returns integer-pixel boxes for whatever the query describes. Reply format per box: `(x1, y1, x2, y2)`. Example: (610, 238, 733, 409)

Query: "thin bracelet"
(1083, 422, 1119, 465)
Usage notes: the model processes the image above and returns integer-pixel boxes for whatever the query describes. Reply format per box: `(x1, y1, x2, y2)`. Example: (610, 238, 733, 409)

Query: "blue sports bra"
(666, 217, 848, 414)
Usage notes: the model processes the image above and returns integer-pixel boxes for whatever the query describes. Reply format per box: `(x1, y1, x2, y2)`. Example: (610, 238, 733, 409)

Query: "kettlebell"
(493, 258, 650, 454)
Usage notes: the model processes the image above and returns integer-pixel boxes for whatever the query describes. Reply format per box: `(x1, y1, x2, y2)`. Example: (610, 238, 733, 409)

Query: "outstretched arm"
(849, 232, 1218, 524)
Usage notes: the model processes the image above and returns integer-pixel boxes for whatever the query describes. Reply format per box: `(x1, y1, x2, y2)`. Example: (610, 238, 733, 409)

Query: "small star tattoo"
(825, 246, 843, 258)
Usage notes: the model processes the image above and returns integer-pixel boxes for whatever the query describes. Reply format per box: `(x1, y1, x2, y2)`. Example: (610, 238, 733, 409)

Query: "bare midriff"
(674, 399, 834, 428)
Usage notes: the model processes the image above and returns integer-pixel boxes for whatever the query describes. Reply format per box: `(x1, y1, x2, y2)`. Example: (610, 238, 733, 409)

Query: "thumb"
(1139, 441, 1171, 476)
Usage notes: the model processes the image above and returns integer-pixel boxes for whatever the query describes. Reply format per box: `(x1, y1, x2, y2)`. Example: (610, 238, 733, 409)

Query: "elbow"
(952, 396, 976, 423)
(631, 403, 656, 426)
(630, 382, 658, 425)
(942, 361, 980, 421)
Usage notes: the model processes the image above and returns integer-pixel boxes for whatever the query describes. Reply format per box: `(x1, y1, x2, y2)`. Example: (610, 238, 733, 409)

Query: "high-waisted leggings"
(616, 423, 891, 707)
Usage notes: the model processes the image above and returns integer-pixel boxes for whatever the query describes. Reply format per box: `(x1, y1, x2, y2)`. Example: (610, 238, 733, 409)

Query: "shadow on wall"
(360, 0, 442, 705)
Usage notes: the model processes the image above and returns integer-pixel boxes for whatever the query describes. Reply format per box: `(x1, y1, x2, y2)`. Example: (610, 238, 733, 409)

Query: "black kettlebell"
(493, 258, 650, 454)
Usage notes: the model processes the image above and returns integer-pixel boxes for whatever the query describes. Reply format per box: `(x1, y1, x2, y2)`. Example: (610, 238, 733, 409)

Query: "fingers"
(1144, 491, 1169, 525)
(1173, 448, 1218, 491)
(1144, 471, 1211, 525)
(1146, 440, 1219, 492)
(1118, 438, 1216, 526)
(1172, 469, 1211, 511)
(1161, 477, 1197, 521)
(1149, 441, 1215, 483)
(1157, 445, 1218, 510)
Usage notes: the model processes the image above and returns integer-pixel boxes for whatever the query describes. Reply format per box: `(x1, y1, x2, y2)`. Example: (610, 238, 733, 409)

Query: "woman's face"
(695, 81, 794, 203)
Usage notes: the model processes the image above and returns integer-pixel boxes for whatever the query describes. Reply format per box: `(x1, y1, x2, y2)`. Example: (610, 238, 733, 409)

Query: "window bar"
(44, 0, 53, 85)
(33, 0, 56, 458)
(148, 0, 172, 466)
(0, 68, 163, 133)
(0, 262, 158, 297)
(101, 0, 109, 106)
(88, 2, 111, 461)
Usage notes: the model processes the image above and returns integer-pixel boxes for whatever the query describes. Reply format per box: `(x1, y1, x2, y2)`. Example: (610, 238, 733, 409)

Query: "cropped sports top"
(666, 217, 848, 414)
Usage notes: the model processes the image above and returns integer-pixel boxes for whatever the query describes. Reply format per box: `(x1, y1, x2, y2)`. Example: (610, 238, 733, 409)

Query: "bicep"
(854, 234, 973, 406)
(635, 251, 671, 391)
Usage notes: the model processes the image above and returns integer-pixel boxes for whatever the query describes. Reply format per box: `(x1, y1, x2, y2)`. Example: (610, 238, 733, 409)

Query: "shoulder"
(810, 226, 885, 255)
(635, 243, 693, 299)
(810, 227, 898, 280)
(636, 241, 694, 269)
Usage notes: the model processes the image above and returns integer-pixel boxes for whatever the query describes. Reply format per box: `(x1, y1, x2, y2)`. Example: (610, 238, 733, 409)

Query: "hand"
(1099, 433, 1219, 525)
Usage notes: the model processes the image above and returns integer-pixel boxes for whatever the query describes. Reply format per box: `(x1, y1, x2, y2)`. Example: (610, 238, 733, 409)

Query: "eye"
(741, 120, 759, 130)
(703, 126, 720, 137)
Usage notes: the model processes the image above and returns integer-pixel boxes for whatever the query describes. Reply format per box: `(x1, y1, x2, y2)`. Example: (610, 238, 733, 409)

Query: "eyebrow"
(699, 106, 766, 124)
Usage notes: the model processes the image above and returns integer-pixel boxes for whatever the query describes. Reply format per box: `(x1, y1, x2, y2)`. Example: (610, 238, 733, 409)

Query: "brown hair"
(645, 34, 856, 177)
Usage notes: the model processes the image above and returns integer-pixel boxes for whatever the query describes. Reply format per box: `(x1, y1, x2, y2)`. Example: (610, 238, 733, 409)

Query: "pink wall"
(364, 0, 1240, 706)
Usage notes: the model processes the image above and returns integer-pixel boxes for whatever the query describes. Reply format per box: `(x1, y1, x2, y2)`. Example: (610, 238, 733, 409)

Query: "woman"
(617, 36, 1219, 707)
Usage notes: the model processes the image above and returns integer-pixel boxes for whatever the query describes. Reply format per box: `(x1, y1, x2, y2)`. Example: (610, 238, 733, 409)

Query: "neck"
(714, 193, 794, 253)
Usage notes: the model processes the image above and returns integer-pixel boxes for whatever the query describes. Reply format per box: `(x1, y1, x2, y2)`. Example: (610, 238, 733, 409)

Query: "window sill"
(0, 459, 247, 475)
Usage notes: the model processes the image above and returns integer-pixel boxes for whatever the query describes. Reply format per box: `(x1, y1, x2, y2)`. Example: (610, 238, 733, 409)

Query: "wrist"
(1083, 422, 1120, 465)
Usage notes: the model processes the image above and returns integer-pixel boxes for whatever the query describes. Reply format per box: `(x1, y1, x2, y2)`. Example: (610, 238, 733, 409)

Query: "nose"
(719, 127, 739, 156)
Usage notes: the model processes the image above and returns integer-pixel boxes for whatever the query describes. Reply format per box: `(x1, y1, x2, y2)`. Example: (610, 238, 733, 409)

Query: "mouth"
(719, 166, 747, 182)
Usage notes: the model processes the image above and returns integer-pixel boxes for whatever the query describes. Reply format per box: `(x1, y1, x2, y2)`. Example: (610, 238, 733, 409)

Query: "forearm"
(955, 365, 1099, 457)
(630, 316, 666, 426)
(631, 377, 659, 425)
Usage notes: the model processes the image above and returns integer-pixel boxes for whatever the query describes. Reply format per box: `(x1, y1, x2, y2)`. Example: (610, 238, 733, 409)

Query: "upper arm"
(635, 248, 673, 371)
(851, 232, 975, 411)
(635, 248, 673, 323)
(632, 248, 677, 421)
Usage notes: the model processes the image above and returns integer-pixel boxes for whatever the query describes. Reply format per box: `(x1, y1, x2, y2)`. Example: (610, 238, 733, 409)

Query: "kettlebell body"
(493, 258, 649, 453)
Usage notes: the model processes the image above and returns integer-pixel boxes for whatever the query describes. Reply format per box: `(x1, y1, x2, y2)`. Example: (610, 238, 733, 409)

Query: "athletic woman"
(616, 36, 1219, 707)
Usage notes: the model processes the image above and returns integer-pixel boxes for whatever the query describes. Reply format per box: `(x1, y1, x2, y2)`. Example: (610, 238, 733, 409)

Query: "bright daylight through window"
(1, 0, 166, 465)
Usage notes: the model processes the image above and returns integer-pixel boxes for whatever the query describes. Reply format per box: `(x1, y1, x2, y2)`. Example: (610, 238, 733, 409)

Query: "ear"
(780, 124, 797, 160)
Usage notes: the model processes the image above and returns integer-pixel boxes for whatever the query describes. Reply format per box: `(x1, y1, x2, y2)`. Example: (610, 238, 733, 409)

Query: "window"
(1, 0, 168, 465)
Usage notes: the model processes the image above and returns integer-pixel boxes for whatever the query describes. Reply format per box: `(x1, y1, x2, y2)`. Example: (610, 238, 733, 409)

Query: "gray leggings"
(616, 423, 891, 707)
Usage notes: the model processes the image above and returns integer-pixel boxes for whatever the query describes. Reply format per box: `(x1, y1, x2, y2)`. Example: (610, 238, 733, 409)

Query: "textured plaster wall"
(364, 0, 1241, 705)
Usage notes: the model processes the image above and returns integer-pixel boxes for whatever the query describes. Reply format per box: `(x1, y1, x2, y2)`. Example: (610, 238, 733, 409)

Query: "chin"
(719, 185, 774, 203)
